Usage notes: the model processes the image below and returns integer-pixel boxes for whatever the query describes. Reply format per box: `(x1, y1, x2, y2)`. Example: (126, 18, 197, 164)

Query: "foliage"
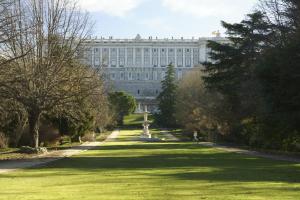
(0, 0, 98, 148)
(108, 92, 137, 126)
(203, 0, 300, 150)
(175, 68, 220, 140)
(203, 12, 271, 140)
(0, 0, 114, 149)
(0, 100, 27, 147)
(156, 64, 177, 127)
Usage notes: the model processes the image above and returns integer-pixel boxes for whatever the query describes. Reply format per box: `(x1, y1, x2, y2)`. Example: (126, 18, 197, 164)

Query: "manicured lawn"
(0, 129, 299, 200)
(123, 114, 153, 128)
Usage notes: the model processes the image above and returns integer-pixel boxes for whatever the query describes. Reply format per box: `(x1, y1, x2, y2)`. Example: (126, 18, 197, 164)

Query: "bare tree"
(0, 0, 97, 148)
(0, 0, 30, 66)
(175, 68, 220, 135)
(258, 0, 300, 43)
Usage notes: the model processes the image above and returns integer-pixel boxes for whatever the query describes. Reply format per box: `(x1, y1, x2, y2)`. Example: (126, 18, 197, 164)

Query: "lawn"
(123, 114, 153, 128)
(0, 129, 299, 200)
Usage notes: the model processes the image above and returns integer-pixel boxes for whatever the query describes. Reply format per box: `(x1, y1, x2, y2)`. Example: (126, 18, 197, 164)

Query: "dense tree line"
(0, 0, 114, 149)
(203, 0, 300, 151)
(166, 0, 300, 151)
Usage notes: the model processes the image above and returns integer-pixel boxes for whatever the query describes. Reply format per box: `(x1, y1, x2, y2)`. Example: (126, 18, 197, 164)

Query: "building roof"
(83, 35, 228, 44)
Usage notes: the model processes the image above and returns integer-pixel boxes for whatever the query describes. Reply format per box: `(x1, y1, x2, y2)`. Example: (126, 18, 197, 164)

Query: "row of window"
(84, 47, 206, 67)
(92, 48, 199, 54)
(93, 56, 199, 68)
(107, 71, 183, 81)
(136, 89, 159, 96)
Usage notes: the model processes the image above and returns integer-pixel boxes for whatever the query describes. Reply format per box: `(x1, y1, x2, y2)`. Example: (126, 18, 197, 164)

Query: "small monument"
(137, 103, 142, 113)
(142, 105, 151, 138)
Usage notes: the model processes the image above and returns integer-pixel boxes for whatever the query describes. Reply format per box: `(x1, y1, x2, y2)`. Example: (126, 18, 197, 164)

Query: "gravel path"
(160, 131, 179, 141)
(0, 130, 119, 174)
(163, 130, 299, 163)
(199, 142, 300, 163)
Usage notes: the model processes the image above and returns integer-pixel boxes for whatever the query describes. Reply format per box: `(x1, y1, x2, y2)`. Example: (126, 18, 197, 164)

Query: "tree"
(0, 0, 30, 66)
(175, 68, 220, 140)
(0, 0, 95, 148)
(255, 0, 300, 150)
(0, 99, 27, 147)
(156, 64, 177, 127)
(203, 12, 272, 141)
(49, 71, 110, 142)
(108, 92, 136, 126)
(203, 0, 300, 149)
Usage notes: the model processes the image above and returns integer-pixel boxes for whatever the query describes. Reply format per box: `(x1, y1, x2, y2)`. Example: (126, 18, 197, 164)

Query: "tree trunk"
(28, 111, 41, 148)
(11, 115, 28, 147)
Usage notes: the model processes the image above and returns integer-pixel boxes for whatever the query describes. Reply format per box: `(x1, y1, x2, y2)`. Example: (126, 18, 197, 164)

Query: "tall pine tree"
(156, 64, 177, 127)
(203, 12, 272, 141)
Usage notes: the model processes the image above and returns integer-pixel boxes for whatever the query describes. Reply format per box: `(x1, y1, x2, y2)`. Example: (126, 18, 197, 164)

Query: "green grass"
(0, 148, 18, 153)
(123, 114, 154, 128)
(0, 129, 299, 200)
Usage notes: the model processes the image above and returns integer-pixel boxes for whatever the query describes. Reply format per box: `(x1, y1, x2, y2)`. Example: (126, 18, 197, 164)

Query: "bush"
(39, 122, 60, 146)
(18, 121, 61, 147)
(59, 136, 72, 145)
(81, 132, 96, 142)
(282, 132, 300, 152)
(0, 132, 9, 148)
(19, 146, 48, 154)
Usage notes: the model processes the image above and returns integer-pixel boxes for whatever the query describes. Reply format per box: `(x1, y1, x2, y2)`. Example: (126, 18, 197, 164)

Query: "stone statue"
(142, 105, 151, 138)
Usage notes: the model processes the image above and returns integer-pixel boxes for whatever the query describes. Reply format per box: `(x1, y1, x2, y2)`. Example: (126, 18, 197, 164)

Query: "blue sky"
(78, 0, 259, 39)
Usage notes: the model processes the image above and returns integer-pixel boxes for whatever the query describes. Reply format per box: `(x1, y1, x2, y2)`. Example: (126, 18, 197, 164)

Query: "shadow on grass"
(2, 142, 299, 184)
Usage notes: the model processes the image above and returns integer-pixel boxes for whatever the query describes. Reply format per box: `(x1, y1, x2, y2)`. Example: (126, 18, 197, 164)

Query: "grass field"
(0, 128, 299, 200)
(123, 113, 154, 128)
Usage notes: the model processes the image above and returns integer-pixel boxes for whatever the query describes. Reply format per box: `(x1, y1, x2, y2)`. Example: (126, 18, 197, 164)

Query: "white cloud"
(162, 0, 258, 20)
(78, 0, 143, 17)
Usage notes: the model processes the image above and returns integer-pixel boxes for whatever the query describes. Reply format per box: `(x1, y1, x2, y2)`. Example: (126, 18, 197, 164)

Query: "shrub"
(282, 132, 300, 152)
(19, 146, 48, 154)
(81, 132, 96, 142)
(19, 121, 61, 147)
(39, 122, 60, 146)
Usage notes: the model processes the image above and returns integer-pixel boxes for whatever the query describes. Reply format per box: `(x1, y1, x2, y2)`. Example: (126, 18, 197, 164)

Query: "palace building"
(80, 34, 227, 112)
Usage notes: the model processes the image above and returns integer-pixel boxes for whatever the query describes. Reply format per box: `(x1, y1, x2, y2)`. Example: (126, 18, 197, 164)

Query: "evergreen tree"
(203, 2, 300, 149)
(156, 64, 177, 127)
(256, 23, 300, 150)
(203, 12, 271, 141)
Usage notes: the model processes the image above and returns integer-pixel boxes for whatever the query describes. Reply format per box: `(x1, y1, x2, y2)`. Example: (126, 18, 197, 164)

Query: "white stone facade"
(80, 35, 227, 111)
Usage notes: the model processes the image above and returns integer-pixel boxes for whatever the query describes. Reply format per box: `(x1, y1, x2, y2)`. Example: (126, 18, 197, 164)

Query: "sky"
(78, 0, 259, 39)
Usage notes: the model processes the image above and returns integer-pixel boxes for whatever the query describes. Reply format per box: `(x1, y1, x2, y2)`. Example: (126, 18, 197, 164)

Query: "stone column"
(117, 47, 119, 68)
(125, 47, 128, 66)
(142, 47, 145, 68)
(191, 48, 194, 68)
(158, 47, 161, 67)
(133, 46, 136, 67)
(150, 47, 153, 67)
(175, 47, 177, 68)
(108, 48, 111, 68)
(183, 47, 186, 68)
